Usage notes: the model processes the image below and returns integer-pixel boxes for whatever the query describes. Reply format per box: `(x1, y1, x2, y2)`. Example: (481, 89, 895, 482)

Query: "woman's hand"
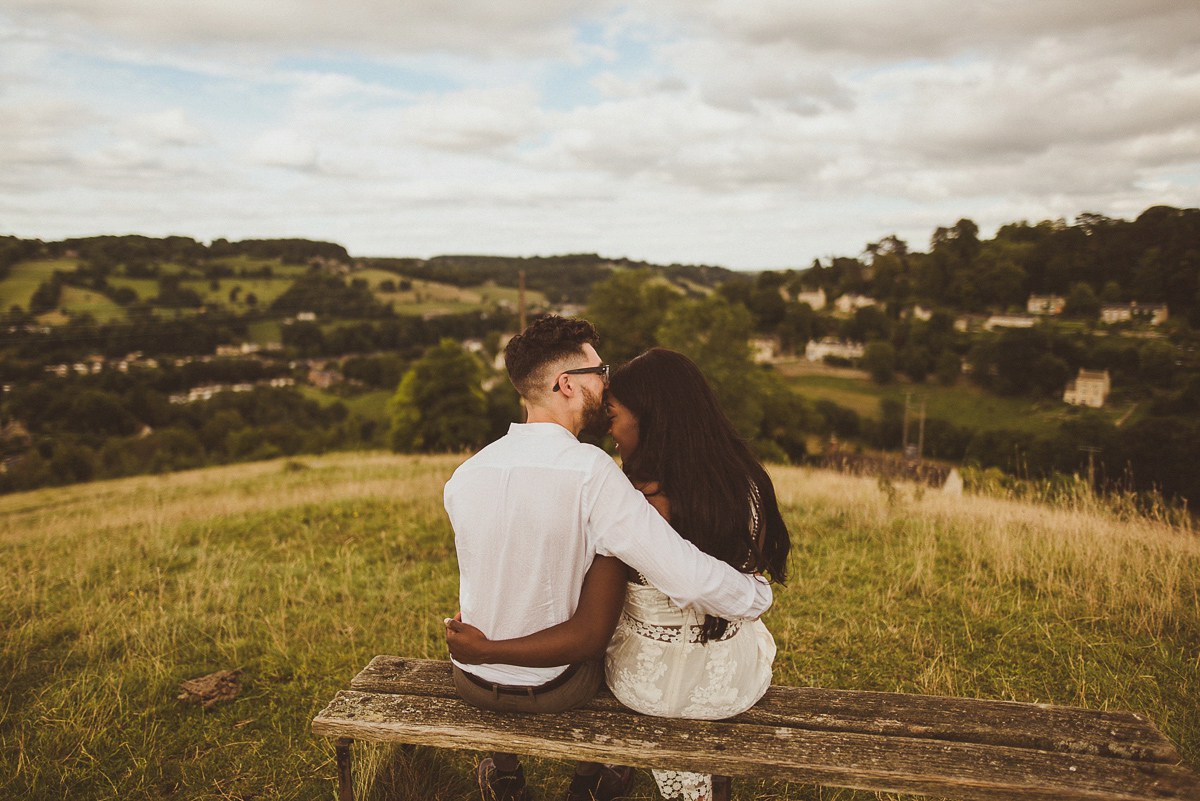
(444, 613, 493, 664)
(441, 556, 627, 668)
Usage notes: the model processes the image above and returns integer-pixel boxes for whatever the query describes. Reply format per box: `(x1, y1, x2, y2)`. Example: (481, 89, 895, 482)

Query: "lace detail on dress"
(605, 582, 774, 721)
(653, 769, 711, 801)
(620, 611, 741, 644)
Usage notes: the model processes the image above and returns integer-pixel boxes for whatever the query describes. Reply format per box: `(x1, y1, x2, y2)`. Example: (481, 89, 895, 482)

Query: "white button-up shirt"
(445, 422, 773, 686)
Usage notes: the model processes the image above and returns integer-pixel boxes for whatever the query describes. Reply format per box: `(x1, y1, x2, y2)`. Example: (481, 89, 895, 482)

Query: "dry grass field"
(2, 453, 1197, 800)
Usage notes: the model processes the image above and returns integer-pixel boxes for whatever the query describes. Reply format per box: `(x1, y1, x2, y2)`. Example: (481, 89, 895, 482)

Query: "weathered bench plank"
(349, 656, 1181, 763)
(316, 657, 1199, 801)
(313, 690, 1198, 801)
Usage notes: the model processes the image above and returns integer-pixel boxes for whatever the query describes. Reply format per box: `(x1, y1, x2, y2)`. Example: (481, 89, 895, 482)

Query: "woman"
(447, 348, 790, 801)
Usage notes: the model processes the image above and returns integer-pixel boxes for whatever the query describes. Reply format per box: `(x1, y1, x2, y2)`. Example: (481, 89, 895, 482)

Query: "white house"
(1100, 302, 1168, 325)
(805, 338, 865, 362)
(1027, 295, 1065, 315)
(983, 314, 1036, 331)
(794, 287, 827, 310)
(834, 294, 876, 314)
(751, 337, 779, 364)
(1063, 369, 1111, 408)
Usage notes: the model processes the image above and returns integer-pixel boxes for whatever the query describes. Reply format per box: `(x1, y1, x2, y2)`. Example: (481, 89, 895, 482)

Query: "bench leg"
(336, 737, 354, 801)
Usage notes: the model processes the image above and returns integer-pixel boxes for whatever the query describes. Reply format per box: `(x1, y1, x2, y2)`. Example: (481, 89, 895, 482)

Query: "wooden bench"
(312, 656, 1199, 801)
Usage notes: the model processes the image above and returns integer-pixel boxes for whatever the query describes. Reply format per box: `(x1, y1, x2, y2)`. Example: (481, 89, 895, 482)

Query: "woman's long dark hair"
(609, 348, 790, 642)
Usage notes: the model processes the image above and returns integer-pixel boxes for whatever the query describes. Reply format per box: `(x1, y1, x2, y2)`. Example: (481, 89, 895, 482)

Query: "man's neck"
(524, 404, 580, 437)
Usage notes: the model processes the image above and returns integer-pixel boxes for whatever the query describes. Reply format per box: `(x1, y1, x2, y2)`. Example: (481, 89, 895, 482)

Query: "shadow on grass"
(356, 745, 841, 801)
(358, 744, 478, 801)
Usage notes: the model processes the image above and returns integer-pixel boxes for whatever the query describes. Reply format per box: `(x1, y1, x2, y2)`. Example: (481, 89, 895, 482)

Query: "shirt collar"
(508, 421, 576, 440)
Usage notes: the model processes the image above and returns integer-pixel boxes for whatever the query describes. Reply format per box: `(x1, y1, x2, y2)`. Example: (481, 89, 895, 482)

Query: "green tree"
(656, 294, 818, 461)
(587, 269, 681, 364)
(1063, 282, 1100, 319)
(389, 339, 488, 452)
(1138, 340, 1177, 386)
(862, 341, 896, 384)
(485, 381, 523, 443)
(841, 305, 891, 342)
(934, 351, 962, 386)
(776, 301, 815, 354)
(757, 373, 820, 463)
(898, 344, 933, 382)
(1030, 352, 1071, 398)
(657, 295, 762, 438)
(29, 279, 62, 314)
(64, 390, 142, 438)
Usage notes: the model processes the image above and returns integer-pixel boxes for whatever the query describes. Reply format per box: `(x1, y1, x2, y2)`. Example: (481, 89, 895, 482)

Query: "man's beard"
(580, 386, 610, 438)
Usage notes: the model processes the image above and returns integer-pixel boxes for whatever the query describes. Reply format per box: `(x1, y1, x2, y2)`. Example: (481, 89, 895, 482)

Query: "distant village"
(749, 290, 1165, 410)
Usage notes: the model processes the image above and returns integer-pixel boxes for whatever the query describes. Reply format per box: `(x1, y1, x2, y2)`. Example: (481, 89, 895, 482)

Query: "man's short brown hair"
(504, 316, 599, 399)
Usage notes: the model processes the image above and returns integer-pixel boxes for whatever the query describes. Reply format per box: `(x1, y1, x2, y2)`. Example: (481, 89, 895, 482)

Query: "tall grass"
(2, 454, 1197, 800)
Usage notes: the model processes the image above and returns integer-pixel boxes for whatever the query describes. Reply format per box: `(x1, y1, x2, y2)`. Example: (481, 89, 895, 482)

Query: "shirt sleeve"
(586, 455, 773, 619)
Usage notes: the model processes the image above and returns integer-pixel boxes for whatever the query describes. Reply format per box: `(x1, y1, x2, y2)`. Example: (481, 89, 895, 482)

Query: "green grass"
(353, 270, 548, 316)
(56, 286, 126, 323)
(2, 455, 1197, 800)
(1, 257, 546, 324)
(105, 277, 160, 302)
(247, 320, 284, 346)
(784, 372, 1131, 435)
(208, 256, 310, 278)
(299, 388, 393, 423)
(0, 259, 79, 310)
(185, 277, 296, 309)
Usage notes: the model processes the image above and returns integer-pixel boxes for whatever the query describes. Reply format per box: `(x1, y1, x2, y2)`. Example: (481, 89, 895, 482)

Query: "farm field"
(247, 319, 284, 346)
(54, 286, 126, 323)
(0, 259, 77, 311)
(365, 273, 549, 316)
(298, 387, 392, 425)
(778, 366, 1132, 436)
(2, 453, 1196, 800)
(3, 256, 547, 322)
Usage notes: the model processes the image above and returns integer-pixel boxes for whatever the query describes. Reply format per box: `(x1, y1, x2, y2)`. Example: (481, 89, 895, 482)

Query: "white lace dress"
(605, 578, 776, 800)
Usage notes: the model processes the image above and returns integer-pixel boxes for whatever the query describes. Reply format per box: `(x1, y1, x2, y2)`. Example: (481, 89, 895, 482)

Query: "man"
(444, 316, 772, 801)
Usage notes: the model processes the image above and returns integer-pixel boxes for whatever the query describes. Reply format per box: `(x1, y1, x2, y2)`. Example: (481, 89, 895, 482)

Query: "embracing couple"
(443, 316, 790, 801)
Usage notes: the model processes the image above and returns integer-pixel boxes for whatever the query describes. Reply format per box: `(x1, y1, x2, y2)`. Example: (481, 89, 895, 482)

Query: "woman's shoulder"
(632, 479, 662, 496)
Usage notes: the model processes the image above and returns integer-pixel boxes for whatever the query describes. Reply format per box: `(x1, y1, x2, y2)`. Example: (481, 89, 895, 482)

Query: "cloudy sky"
(2, 1, 1198, 269)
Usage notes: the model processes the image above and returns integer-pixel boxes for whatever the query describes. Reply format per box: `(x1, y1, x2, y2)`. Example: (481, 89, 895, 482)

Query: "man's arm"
(587, 457, 773, 619)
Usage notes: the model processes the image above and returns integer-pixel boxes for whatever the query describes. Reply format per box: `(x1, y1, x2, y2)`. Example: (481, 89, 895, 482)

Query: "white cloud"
(664, 0, 1200, 63)
(4, 0, 612, 58)
(1, 1, 1198, 268)
(121, 108, 210, 146)
(247, 129, 320, 171)
(393, 86, 543, 153)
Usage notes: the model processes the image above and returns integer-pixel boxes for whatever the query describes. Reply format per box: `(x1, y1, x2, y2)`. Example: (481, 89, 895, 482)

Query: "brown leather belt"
(459, 662, 582, 698)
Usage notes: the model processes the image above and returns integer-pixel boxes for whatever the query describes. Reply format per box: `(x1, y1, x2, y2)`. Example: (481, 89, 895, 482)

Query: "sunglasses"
(552, 364, 610, 392)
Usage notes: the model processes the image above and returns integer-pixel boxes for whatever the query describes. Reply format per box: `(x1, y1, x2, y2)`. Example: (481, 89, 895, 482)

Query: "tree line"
(800, 205, 1200, 326)
(389, 270, 819, 464)
(362, 254, 735, 305)
(0, 366, 377, 493)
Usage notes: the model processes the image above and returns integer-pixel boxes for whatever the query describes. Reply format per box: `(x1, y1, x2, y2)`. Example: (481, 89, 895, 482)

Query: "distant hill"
(360, 253, 737, 304)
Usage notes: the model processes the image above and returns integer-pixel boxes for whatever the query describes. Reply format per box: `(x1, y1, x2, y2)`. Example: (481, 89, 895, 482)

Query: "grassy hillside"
(0, 259, 76, 311)
(2, 454, 1197, 800)
(2, 255, 548, 325)
(779, 366, 1134, 435)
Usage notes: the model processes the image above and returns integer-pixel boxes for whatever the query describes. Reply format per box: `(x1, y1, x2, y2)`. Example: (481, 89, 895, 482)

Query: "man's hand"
(444, 613, 492, 664)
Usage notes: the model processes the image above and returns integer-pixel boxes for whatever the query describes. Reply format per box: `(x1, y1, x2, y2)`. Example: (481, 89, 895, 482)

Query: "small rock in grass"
(178, 668, 243, 709)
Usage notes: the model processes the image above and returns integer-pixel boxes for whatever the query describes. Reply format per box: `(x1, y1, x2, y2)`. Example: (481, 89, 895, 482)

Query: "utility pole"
(902, 391, 912, 453)
(917, 397, 926, 461)
(1078, 445, 1101, 491)
(518, 270, 527, 332)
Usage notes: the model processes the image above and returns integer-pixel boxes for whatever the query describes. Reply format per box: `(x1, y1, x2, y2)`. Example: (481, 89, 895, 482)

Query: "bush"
(862, 342, 896, 384)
